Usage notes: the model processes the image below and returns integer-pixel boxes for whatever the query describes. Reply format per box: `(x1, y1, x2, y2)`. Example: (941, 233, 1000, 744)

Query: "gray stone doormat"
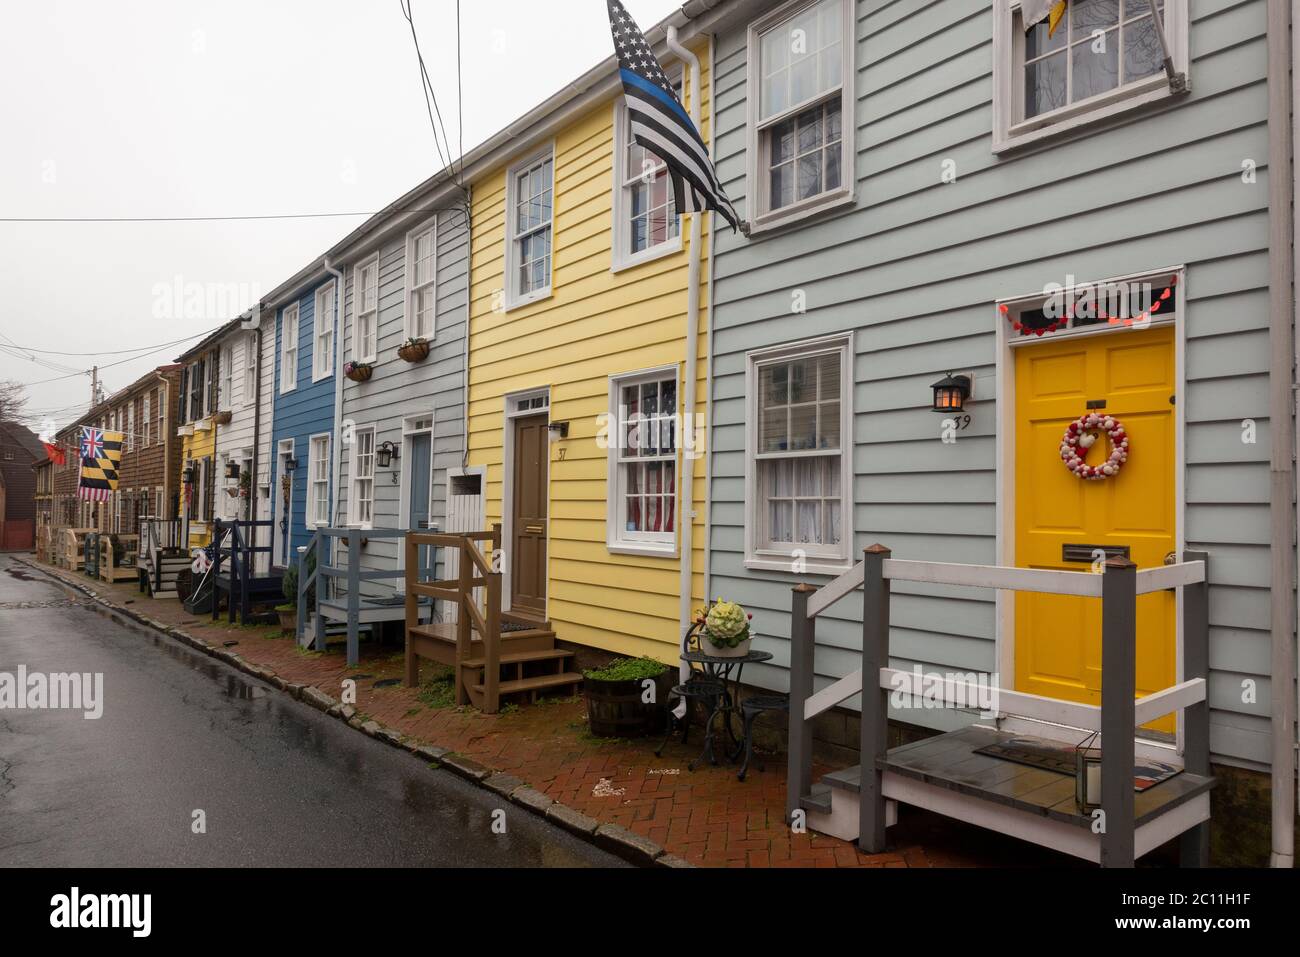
(974, 737, 1184, 791)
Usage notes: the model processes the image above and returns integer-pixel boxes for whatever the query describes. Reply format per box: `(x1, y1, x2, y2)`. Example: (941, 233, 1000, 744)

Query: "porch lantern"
(182, 466, 195, 486)
(930, 373, 971, 414)
(547, 421, 570, 443)
(284, 456, 298, 472)
(376, 441, 400, 469)
(1075, 731, 1103, 812)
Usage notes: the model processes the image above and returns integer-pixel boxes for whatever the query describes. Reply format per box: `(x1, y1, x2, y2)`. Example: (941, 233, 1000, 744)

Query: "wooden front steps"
(404, 527, 583, 714)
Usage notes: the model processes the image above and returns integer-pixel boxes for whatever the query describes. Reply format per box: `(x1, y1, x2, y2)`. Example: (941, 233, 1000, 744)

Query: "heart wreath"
(1060, 413, 1129, 480)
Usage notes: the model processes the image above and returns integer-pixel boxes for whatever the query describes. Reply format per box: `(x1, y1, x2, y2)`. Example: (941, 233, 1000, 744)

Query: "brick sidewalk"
(27, 559, 1079, 868)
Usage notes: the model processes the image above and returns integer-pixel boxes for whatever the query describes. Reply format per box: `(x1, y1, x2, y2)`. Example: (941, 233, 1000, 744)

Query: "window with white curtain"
(607, 369, 678, 552)
(314, 282, 335, 381)
(747, 336, 852, 569)
(349, 427, 375, 527)
(406, 219, 437, 339)
(308, 434, 330, 528)
(355, 257, 379, 361)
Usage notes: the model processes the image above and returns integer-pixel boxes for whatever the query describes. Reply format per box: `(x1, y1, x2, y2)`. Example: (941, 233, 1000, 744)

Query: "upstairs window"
(612, 81, 682, 271)
(355, 257, 379, 362)
(314, 282, 335, 382)
(505, 152, 554, 308)
(993, 1, 1188, 152)
(222, 344, 234, 410)
(280, 304, 299, 394)
(406, 219, 437, 339)
(244, 334, 257, 407)
(747, 0, 855, 230)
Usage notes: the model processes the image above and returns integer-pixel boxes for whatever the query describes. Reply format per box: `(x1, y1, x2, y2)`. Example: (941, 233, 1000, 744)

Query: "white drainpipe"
(324, 258, 346, 569)
(666, 26, 704, 701)
(1267, 0, 1295, 869)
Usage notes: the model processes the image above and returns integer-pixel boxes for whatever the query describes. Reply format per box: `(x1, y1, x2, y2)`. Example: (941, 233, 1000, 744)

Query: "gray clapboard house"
(326, 175, 473, 616)
(704, 0, 1294, 862)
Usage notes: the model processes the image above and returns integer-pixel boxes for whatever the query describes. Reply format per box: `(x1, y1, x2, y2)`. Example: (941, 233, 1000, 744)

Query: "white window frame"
(157, 387, 166, 443)
(280, 303, 299, 394)
(348, 425, 376, 529)
(243, 333, 257, 408)
(606, 365, 681, 556)
(156, 488, 165, 519)
(353, 256, 380, 362)
(745, 0, 856, 234)
(222, 344, 234, 410)
(307, 432, 331, 529)
(143, 392, 151, 446)
(992, 0, 1189, 154)
(405, 216, 438, 340)
(744, 332, 853, 574)
(126, 402, 135, 452)
(503, 148, 555, 310)
(313, 282, 335, 383)
(611, 82, 684, 273)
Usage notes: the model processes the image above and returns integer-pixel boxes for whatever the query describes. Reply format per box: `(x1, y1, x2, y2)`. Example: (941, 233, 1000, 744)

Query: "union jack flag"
(80, 428, 105, 460)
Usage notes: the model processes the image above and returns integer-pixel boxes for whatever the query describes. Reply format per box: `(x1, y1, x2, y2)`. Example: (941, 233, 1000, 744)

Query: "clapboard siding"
(465, 39, 712, 661)
(706, 0, 1276, 768)
(214, 327, 259, 525)
(334, 206, 468, 589)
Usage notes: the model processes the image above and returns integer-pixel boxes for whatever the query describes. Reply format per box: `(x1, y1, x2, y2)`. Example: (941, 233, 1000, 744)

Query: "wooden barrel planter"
(584, 660, 672, 738)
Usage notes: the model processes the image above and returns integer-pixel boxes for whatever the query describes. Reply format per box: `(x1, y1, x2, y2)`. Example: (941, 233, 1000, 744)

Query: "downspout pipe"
(325, 259, 346, 565)
(667, 26, 703, 704)
(1267, 0, 1295, 869)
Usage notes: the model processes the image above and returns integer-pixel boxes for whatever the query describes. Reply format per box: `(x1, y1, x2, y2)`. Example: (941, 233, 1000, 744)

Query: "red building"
(0, 420, 43, 550)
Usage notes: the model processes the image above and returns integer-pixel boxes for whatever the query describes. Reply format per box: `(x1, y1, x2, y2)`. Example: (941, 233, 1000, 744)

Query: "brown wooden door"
(511, 414, 548, 616)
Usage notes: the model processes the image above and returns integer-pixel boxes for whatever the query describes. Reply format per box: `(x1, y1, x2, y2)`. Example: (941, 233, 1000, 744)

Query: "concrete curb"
(16, 557, 688, 868)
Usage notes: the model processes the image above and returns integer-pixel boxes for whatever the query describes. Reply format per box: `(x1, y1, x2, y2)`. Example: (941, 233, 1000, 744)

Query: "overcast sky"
(0, 0, 680, 437)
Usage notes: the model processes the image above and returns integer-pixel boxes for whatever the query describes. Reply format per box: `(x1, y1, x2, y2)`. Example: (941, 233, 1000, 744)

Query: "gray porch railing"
(297, 527, 439, 667)
(787, 545, 1211, 868)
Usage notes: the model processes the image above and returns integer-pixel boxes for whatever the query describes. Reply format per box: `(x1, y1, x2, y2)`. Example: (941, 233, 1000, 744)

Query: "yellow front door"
(1014, 325, 1176, 734)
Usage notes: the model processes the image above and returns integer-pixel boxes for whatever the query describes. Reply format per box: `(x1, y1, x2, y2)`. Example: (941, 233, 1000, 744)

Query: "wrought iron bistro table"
(677, 648, 774, 772)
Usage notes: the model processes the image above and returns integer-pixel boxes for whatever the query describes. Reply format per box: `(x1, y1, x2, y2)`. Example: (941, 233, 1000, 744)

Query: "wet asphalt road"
(0, 555, 623, 867)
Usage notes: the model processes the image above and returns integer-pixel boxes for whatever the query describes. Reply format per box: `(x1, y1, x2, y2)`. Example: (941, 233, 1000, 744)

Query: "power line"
(13, 331, 222, 388)
(400, 0, 454, 179)
(0, 328, 220, 357)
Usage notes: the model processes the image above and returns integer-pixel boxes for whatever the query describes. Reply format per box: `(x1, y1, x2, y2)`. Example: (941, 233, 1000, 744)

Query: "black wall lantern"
(376, 441, 400, 469)
(547, 420, 570, 442)
(182, 466, 195, 486)
(930, 373, 972, 414)
(284, 456, 298, 472)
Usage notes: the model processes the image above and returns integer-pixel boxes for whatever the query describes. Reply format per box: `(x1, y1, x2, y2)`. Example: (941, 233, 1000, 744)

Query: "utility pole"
(90, 366, 98, 408)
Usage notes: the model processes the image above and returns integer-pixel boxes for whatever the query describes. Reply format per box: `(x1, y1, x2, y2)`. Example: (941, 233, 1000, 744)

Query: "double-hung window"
(747, 0, 854, 230)
(142, 393, 151, 446)
(157, 387, 166, 441)
(350, 427, 375, 527)
(612, 82, 682, 270)
(993, 1, 1188, 152)
(505, 152, 554, 308)
(308, 434, 330, 528)
(746, 336, 852, 571)
(280, 304, 299, 394)
(314, 282, 335, 382)
(126, 403, 134, 451)
(608, 369, 678, 553)
(406, 219, 437, 339)
(222, 345, 234, 409)
(353, 257, 379, 362)
(243, 334, 257, 407)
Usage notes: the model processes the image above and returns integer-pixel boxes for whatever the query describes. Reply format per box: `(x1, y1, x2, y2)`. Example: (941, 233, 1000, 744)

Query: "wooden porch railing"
(787, 545, 1211, 868)
(212, 519, 275, 623)
(404, 526, 504, 712)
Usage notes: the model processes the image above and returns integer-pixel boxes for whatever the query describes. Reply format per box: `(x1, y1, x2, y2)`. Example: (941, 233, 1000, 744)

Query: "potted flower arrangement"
(397, 336, 430, 363)
(695, 599, 753, 658)
(344, 360, 374, 383)
(238, 469, 251, 499)
(583, 656, 671, 737)
(276, 562, 299, 633)
(212, 410, 233, 425)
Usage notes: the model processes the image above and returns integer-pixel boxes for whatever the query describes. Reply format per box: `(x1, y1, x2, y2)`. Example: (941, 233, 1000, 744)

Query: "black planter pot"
(584, 671, 672, 738)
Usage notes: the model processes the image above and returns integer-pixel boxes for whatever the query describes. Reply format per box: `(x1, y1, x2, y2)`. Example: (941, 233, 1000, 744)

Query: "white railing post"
(1180, 550, 1211, 867)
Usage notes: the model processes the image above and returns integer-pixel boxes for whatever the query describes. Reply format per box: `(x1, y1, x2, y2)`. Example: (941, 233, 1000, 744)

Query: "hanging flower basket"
(397, 337, 430, 363)
(212, 410, 233, 425)
(344, 361, 374, 383)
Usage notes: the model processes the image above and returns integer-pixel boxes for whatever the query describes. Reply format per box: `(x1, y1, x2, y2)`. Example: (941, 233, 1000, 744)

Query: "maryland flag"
(78, 426, 123, 502)
(1022, 0, 1068, 37)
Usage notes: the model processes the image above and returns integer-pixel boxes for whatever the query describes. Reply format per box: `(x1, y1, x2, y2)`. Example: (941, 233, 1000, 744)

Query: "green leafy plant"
(697, 599, 752, 650)
(583, 656, 668, 682)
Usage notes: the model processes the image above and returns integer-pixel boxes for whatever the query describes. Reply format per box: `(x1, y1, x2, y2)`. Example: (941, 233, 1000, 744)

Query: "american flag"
(606, 0, 741, 233)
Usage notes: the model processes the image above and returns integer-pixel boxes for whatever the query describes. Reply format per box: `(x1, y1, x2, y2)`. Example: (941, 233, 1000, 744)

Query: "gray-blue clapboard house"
(704, 0, 1292, 846)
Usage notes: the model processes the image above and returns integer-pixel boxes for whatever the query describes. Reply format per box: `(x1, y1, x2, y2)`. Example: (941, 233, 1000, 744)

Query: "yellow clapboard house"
(465, 33, 714, 663)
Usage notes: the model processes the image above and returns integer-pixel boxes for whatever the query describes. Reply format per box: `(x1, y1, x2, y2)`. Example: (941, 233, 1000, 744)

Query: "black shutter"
(178, 367, 188, 423)
(207, 352, 218, 413)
